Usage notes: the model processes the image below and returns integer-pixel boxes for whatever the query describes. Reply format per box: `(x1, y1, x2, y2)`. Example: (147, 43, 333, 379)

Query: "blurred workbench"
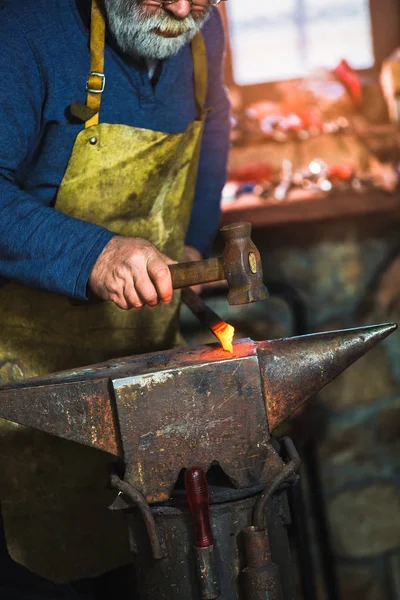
(221, 121, 400, 228)
(221, 187, 400, 228)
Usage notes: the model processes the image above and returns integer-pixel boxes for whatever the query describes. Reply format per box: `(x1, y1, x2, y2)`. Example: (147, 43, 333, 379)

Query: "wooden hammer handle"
(169, 257, 225, 290)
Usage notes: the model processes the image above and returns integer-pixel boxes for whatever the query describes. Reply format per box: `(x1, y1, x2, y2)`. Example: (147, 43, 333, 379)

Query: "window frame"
(220, 0, 400, 105)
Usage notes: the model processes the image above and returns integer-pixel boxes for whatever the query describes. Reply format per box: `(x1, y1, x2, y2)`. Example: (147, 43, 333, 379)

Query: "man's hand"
(89, 236, 174, 310)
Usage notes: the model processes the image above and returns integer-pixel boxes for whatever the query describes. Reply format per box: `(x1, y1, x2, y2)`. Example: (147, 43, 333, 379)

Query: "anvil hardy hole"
(173, 468, 186, 491)
(172, 463, 236, 494)
(206, 464, 236, 489)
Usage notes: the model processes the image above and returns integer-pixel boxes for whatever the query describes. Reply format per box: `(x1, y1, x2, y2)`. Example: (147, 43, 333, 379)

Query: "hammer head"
(220, 222, 269, 305)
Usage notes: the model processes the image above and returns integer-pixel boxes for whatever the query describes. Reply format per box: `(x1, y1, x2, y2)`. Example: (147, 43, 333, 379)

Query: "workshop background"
(181, 1, 400, 598)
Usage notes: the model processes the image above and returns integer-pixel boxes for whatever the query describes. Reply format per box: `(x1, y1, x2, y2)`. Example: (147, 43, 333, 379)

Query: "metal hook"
(252, 437, 301, 530)
(110, 474, 166, 560)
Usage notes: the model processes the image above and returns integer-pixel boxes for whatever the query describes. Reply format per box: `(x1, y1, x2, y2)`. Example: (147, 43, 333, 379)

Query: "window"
(227, 0, 374, 85)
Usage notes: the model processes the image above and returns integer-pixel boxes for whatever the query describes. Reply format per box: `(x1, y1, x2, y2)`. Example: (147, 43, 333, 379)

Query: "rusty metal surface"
(242, 561, 283, 600)
(259, 323, 398, 431)
(0, 376, 121, 456)
(0, 338, 257, 389)
(113, 344, 273, 502)
(0, 340, 257, 456)
(243, 527, 272, 568)
(125, 483, 293, 599)
(242, 526, 283, 600)
(0, 324, 396, 504)
(194, 545, 221, 599)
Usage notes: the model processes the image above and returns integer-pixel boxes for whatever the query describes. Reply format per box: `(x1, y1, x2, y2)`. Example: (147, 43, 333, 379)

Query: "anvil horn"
(258, 323, 397, 431)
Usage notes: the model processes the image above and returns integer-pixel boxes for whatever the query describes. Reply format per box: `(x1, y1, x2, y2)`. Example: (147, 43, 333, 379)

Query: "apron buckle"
(86, 72, 106, 94)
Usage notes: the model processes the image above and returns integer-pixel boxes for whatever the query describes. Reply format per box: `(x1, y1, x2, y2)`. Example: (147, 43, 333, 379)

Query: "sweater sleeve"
(184, 8, 231, 257)
(0, 10, 114, 299)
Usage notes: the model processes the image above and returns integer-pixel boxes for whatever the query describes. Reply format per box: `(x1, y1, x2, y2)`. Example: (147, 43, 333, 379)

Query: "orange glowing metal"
(211, 320, 235, 353)
(181, 288, 236, 354)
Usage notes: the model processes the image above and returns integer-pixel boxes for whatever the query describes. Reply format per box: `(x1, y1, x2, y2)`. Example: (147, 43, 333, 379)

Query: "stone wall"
(257, 214, 400, 600)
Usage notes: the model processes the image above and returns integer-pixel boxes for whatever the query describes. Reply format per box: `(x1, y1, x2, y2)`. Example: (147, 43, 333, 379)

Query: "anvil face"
(0, 324, 396, 502)
(113, 348, 274, 502)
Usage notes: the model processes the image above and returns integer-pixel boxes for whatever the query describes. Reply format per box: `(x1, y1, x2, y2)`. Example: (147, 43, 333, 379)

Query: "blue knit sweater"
(0, 0, 230, 299)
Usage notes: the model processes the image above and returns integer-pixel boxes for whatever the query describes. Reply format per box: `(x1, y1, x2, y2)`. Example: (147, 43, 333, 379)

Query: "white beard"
(103, 0, 210, 60)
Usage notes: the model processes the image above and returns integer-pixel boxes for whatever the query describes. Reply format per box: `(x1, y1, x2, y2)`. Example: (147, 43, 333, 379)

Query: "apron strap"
(82, 1, 208, 126)
(85, 0, 106, 129)
(191, 33, 208, 119)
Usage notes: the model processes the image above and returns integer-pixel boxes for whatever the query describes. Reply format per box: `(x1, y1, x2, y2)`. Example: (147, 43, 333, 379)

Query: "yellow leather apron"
(0, 0, 208, 582)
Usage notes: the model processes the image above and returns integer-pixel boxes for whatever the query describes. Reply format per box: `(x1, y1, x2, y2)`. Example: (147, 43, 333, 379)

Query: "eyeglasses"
(148, 0, 227, 7)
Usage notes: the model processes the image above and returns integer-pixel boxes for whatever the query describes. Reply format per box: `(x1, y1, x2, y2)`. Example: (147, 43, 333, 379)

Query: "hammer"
(74, 222, 268, 308)
(169, 222, 269, 305)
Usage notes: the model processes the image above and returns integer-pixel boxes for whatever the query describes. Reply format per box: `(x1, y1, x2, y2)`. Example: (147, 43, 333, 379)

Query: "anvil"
(0, 324, 396, 503)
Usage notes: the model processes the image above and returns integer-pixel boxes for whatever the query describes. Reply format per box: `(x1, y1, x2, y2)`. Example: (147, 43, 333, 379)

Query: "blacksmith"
(0, 0, 230, 596)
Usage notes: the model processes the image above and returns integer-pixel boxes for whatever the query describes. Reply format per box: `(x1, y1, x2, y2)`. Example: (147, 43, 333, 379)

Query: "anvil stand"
(110, 436, 299, 600)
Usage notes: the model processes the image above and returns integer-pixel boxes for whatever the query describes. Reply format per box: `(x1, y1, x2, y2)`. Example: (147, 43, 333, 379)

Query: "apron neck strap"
(191, 32, 208, 119)
(85, 0, 106, 129)
(84, 0, 208, 127)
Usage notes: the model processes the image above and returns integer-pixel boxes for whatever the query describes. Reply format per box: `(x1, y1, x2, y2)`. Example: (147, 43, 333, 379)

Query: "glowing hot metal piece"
(211, 320, 234, 353)
(182, 288, 235, 353)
